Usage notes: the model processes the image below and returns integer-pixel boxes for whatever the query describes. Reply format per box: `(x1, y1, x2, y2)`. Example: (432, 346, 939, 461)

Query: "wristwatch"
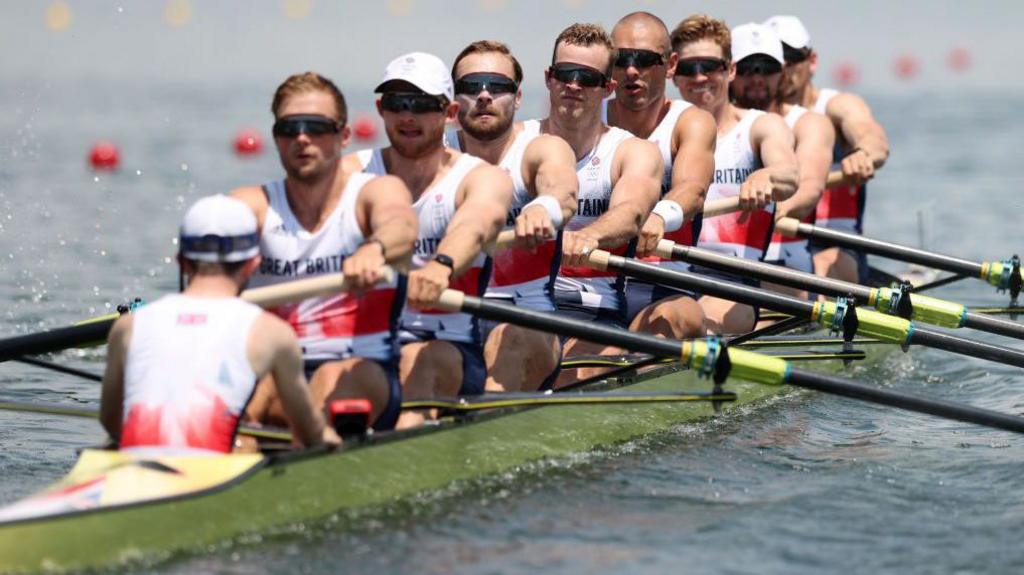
(431, 253, 455, 272)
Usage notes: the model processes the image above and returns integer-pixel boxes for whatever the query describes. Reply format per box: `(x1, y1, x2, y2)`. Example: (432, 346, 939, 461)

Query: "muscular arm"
(666, 107, 716, 218)
(247, 314, 332, 448)
(746, 113, 798, 207)
(564, 138, 661, 265)
(407, 163, 512, 308)
(344, 175, 417, 285)
(777, 111, 834, 221)
(99, 314, 133, 443)
(523, 134, 579, 223)
(829, 92, 889, 170)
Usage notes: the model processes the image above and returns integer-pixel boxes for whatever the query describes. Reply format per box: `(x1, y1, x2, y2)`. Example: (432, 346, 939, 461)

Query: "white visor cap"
(375, 52, 454, 101)
(764, 15, 811, 50)
(731, 22, 784, 65)
(179, 195, 260, 263)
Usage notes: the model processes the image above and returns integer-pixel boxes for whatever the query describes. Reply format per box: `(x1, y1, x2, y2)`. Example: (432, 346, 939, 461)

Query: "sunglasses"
(614, 48, 665, 69)
(783, 44, 812, 65)
(272, 115, 340, 138)
(454, 73, 518, 96)
(674, 58, 728, 77)
(379, 92, 447, 114)
(549, 63, 607, 88)
(735, 57, 783, 77)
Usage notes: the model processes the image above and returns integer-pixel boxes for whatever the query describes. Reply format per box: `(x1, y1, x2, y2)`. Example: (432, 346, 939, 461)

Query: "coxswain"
(765, 15, 890, 284)
(233, 72, 418, 431)
(343, 52, 513, 428)
(670, 14, 799, 333)
(447, 40, 579, 392)
(100, 195, 339, 454)
(606, 11, 715, 338)
(729, 22, 835, 301)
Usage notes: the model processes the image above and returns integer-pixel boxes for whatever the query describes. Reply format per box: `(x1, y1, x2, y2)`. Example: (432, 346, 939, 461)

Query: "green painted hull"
(0, 356, 856, 572)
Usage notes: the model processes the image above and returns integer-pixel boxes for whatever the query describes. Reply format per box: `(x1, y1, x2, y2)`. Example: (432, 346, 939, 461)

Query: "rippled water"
(2, 81, 1024, 573)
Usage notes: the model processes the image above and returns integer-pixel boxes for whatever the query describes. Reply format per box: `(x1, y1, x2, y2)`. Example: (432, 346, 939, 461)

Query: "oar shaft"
(0, 319, 114, 363)
(660, 242, 872, 300)
(599, 252, 1024, 369)
(961, 312, 1024, 340)
(790, 368, 1024, 434)
(777, 218, 984, 276)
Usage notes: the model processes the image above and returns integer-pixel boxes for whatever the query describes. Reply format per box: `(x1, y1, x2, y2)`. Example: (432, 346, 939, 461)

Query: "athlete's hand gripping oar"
(488, 197, 743, 252)
(776, 217, 1023, 302)
(0, 267, 398, 363)
(655, 239, 1024, 341)
(433, 287, 1024, 434)
(586, 249, 1024, 371)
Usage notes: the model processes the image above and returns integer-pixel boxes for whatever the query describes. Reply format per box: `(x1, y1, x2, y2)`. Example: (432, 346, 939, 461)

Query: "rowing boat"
(0, 334, 876, 573)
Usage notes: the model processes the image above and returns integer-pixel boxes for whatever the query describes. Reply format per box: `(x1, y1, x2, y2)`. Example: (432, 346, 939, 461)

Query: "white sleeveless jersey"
(247, 174, 400, 363)
(445, 122, 556, 310)
(813, 88, 864, 234)
(555, 125, 635, 311)
(121, 294, 261, 454)
(358, 148, 488, 343)
(698, 109, 775, 261)
(766, 105, 812, 272)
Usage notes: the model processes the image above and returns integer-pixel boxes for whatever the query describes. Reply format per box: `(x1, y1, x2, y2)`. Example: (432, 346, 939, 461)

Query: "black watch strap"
(431, 253, 455, 271)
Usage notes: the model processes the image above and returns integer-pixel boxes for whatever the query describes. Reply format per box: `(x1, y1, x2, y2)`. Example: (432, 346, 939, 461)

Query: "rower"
(537, 23, 663, 384)
(447, 40, 579, 392)
(670, 14, 799, 334)
(729, 22, 835, 301)
(100, 195, 339, 454)
(342, 52, 512, 428)
(765, 15, 890, 284)
(606, 11, 714, 338)
(233, 72, 418, 431)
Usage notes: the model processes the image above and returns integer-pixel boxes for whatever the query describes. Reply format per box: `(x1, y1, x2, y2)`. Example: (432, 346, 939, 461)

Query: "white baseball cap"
(179, 195, 259, 263)
(374, 52, 454, 101)
(764, 15, 811, 50)
(731, 22, 784, 65)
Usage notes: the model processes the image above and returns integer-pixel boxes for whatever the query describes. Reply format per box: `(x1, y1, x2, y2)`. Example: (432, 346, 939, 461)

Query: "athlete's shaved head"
(612, 11, 671, 56)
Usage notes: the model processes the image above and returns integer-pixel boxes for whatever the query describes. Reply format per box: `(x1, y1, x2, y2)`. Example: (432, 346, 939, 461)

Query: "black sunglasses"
(782, 44, 812, 65)
(735, 57, 783, 77)
(614, 48, 665, 69)
(454, 73, 518, 96)
(379, 92, 447, 114)
(674, 58, 728, 77)
(549, 63, 607, 88)
(272, 115, 341, 138)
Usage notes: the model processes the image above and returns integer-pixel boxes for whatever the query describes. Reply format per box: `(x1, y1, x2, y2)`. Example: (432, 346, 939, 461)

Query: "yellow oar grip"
(812, 301, 912, 344)
(868, 288, 967, 328)
(681, 339, 790, 386)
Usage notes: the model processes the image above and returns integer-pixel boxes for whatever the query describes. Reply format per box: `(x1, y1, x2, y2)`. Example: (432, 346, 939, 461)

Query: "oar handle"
(775, 216, 801, 238)
(825, 170, 846, 187)
(489, 197, 742, 254)
(242, 267, 396, 308)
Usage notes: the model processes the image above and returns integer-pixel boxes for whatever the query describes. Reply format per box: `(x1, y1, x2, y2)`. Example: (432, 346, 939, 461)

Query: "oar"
(434, 289, 1024, 434)
(0, 269, 397, 363)
(656, 239, 1024, 340)
(776, 217, 1022, 302)
(585, 250, 1024, 370)
(491, 197, 742, 251)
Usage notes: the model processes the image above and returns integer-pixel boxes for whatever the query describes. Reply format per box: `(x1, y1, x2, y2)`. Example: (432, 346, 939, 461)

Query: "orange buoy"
(353, 116, 378, 142)
(233, 128, 263, 156)
(893, 54, 920, 80)
(832, 62, 859, 88)
(947, 47, 971, 72)
(88, 141, 120, 171)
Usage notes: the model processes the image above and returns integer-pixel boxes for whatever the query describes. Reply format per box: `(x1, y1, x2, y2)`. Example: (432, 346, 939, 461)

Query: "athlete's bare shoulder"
(674, 106, 716, 141)
(341, 151, 369, 174)
(361, 174, 412, 202)
(825, 91, 873, 121)
(246, 311, 300, 376)
(230, 186, 270, 225)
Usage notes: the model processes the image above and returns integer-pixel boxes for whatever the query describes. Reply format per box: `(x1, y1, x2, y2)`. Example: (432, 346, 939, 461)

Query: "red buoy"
(233, 128, 263, 156)
(88, 141, 120, 171)
(893, 54, 920, 80)
(832, 62, 860, 88)
(353, 116, 378, 142)
(947, 47, 971, 72)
